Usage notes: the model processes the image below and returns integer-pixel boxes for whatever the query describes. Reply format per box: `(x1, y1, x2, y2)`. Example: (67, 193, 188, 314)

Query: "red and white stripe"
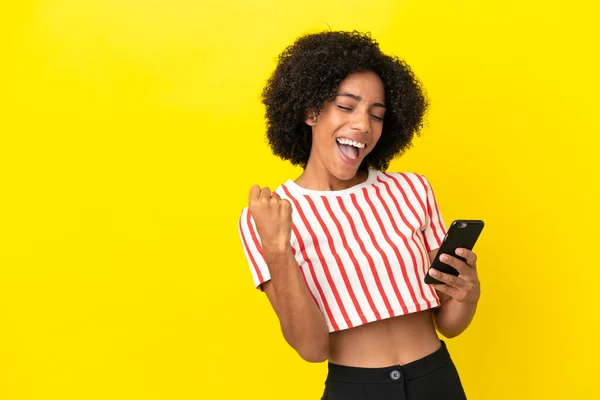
(238, 171, 447, 332)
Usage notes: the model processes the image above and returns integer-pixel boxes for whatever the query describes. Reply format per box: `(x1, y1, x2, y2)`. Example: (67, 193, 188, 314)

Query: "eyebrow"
(336, 93, 386, 109)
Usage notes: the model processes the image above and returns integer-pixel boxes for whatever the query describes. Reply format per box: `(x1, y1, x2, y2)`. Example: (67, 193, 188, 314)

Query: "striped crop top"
(237, 169, 447, 332)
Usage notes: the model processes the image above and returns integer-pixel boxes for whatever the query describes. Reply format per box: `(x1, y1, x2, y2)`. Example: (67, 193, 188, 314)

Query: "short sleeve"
(419, 175, 447, 252)
(238, 207, 271, 290)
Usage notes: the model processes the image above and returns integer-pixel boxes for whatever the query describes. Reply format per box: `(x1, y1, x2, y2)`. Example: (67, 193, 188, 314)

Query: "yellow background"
(1, 1, 598, 399)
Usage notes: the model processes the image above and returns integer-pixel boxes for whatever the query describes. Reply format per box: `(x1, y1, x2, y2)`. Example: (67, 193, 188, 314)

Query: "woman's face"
(305, 70, 386, 181)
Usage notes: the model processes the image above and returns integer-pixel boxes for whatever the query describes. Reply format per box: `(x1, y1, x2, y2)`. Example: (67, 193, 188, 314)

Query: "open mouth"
(336, 137, 366, 161)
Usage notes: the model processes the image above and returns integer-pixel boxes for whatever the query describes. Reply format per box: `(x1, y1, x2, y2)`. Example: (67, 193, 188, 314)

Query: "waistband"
(326, 340, 452, 383)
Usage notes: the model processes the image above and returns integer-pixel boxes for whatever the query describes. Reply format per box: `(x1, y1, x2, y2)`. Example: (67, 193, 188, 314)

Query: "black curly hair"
(261, 30, 429, 171)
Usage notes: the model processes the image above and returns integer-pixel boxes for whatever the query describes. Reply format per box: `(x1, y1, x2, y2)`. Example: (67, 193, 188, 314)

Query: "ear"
(304, 107, 318, 126)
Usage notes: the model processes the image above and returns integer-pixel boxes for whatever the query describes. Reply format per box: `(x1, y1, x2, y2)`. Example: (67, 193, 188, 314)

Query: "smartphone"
(424, 220, 485, 285)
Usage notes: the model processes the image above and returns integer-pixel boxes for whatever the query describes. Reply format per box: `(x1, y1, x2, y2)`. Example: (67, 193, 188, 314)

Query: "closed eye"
(338, 105, 384, 121)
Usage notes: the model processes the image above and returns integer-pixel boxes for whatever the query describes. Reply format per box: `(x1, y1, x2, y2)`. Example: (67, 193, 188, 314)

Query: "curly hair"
(261, 30, 429, 171)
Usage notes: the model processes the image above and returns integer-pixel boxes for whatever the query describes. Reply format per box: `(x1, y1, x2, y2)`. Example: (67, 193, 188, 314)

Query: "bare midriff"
(327, 310, 441, 367)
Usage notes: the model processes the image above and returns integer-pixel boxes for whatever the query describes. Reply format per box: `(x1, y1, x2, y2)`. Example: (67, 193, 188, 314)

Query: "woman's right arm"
(246, 185, 329, 363)
(261, 248, 329, 363)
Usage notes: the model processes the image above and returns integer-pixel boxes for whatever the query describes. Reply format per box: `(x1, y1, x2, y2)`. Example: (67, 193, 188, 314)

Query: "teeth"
(336, 138, 365, 148)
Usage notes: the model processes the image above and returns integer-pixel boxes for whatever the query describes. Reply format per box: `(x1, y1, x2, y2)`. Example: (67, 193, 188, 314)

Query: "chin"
(332, 164, 361, 181)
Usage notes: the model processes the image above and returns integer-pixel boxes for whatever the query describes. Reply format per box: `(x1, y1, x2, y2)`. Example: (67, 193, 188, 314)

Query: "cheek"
(371, 128, 384, 147)
(312, 126, 336, 151)
(315, 116, 344, 140)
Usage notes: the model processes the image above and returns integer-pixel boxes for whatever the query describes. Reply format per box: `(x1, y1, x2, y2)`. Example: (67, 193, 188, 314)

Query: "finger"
(281, 198, 292, 215)
(456, 248, 477, 268)
(248, 185, 261, 203)
(428, 268, 465, 289)
(439, 253, 470, 275)
(260, 187, 271, 199)
(271, 192, 281, 201)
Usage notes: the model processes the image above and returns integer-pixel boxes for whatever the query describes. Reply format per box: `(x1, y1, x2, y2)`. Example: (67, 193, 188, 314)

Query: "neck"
(295, 160, 369, 191)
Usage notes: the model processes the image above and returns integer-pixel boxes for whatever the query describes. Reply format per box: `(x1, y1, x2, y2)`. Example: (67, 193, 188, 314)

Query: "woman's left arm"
(427, 248, 481, 338)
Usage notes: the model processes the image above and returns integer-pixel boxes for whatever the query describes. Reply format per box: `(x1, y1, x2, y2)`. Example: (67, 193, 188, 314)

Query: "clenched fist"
(248, 185, 293, 258)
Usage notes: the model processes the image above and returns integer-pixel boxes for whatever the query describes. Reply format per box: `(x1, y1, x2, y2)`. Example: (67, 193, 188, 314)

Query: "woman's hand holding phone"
(429, 248, 480, 305)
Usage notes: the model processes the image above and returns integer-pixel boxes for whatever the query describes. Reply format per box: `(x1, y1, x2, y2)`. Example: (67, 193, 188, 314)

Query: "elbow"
(439, 330, 460, 339)
(281, 320, 330, 363)
(298, 343, 329, 363)
(435, 321, 464, 339)
(433, 312, 464, 339)
(436, 324, 465, 339)
(294, 332, 329, 363)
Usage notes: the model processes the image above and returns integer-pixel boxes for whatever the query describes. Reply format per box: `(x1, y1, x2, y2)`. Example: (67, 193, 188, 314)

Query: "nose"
(350, 110, 370, 134)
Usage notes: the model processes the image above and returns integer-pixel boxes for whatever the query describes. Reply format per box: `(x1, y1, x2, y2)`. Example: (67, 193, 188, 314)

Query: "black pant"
(321, 341, 467, 400)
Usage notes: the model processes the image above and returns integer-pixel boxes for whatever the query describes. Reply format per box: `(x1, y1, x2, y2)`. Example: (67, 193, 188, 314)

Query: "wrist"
(457, 293, 480, 308)
(442, 292, 479, 307)
(262, 244, 293, 264)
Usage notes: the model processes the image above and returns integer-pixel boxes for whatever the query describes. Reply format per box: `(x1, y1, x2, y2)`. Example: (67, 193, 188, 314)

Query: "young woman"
(238, 30, 480, 400)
